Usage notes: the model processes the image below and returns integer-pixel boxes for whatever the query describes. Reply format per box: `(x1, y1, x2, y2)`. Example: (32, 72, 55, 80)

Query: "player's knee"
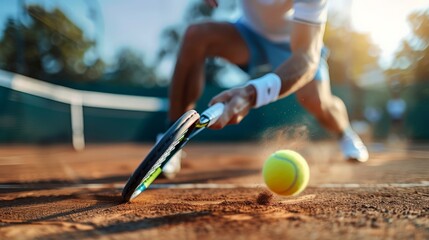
(183, 23, 212, 45)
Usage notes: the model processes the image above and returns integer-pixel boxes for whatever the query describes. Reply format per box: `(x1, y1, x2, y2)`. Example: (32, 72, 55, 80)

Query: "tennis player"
(162, 0, 369, 178)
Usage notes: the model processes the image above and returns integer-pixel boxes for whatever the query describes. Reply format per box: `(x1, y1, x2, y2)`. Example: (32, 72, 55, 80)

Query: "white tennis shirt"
(239, 0, 328, 42)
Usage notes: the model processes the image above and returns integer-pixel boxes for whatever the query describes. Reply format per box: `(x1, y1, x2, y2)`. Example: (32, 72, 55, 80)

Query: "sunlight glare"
(350, 0, 428, 67)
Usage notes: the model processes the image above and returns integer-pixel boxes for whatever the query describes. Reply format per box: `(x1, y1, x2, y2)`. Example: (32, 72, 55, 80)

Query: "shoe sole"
(346, 157, 368, 163)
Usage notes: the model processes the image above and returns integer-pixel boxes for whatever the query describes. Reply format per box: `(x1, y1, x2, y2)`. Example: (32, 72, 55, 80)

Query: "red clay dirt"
(0, 140, 428, 239)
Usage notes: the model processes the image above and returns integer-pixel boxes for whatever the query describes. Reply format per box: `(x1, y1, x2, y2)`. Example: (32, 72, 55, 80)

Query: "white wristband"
(247, 73, 282, 108)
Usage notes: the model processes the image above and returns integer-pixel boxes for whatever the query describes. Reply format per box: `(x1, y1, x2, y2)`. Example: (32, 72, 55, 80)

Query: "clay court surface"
(0, 140, 428, 239)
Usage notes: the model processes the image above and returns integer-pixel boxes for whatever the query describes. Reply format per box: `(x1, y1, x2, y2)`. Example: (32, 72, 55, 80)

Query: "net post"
(71, 95, 85, 151)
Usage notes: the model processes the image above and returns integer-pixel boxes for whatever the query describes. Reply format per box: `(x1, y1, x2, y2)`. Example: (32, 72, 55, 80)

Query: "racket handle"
(201, 102, 225, 127)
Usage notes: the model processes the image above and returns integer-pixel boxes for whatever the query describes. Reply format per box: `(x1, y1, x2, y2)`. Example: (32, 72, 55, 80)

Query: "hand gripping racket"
(122, 102, 225, 202)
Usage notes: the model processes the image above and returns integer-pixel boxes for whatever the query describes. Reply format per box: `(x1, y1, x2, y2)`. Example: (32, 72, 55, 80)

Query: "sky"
(0, 0, 428, 71)
(347, 0, 429, 68)
(99, 0, 190, 64)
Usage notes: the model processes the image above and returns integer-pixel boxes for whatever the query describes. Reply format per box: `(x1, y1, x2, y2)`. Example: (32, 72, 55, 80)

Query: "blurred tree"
(324, 14, 381, 85)
(0, 19, 20, 72)
(184, 0, 215, 22)
(387, 8, 429, 84)
(106, 48, 157, 87)
(0, 5, 105, 82)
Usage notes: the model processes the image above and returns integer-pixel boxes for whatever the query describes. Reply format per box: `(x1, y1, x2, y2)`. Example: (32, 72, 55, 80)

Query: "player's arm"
(275, 21, 325, 98)
(209, 23, 325, 129)
(210, 1, 327, 129)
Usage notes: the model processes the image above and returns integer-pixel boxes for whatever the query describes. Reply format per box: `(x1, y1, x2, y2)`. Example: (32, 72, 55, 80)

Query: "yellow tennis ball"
(262, 150, 310, 196)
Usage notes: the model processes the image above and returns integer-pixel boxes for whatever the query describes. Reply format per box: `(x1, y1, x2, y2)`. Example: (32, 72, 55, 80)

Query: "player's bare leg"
(163, 22, 250, 178)
(295, 79, 369, 162)
(168, 22, 250, 123)
(295, 79, 348, 134)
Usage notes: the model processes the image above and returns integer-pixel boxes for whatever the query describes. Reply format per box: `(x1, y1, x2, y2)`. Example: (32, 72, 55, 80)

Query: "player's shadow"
(0, 174, 129, 193)
(0, 189, 124, 233)
(35, 210, 212, 240)
(0, 188, 122, 209)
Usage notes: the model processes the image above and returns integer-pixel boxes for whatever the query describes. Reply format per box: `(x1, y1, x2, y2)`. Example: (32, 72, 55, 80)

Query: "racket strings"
(140, 129, 188, 185)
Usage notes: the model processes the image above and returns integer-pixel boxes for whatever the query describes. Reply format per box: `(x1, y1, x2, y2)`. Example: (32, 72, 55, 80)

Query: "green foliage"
(185, 1, 215, 22)
(388, 8, 429, 83)
(0, 4, 161, 87)
(324, 18, 380, 84)
(0, 5, 105, 82)
(106, 48, 157, 87)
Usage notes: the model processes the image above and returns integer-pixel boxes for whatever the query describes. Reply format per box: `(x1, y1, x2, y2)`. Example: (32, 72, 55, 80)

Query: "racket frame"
(121, 103, 225, 202)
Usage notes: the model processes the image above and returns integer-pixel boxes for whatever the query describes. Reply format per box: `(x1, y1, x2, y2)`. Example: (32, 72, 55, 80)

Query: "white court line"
(318, 182, 429, 188)
(151, 182, 429, 189)
(0, 159, 26, 166)
(150, 183, 262, 189)
(0, 182, 428, 190)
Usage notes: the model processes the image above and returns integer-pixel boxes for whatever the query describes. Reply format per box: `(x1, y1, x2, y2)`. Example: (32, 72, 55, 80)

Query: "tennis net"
(0, 70, 168, 150)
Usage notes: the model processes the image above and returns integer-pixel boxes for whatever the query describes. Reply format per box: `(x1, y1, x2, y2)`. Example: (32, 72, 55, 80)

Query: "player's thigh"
(295, 79, 332, 111)
(185, 21, 250, 65)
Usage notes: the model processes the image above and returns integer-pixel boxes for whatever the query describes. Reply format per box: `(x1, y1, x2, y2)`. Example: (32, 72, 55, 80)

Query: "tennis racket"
(122, 102, 225, 202)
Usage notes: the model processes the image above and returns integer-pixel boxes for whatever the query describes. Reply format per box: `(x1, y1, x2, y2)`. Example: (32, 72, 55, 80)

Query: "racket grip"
(201, 102, 225, 127)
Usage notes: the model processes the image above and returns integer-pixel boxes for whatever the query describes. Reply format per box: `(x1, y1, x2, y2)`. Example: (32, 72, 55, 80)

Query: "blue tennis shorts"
(233, 21, 330, 81)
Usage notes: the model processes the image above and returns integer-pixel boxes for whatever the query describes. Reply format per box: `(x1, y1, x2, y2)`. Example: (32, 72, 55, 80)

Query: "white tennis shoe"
(340, 128, 369, 163)
(156, 133, 181, 179)
(162, 150, 182, 179)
